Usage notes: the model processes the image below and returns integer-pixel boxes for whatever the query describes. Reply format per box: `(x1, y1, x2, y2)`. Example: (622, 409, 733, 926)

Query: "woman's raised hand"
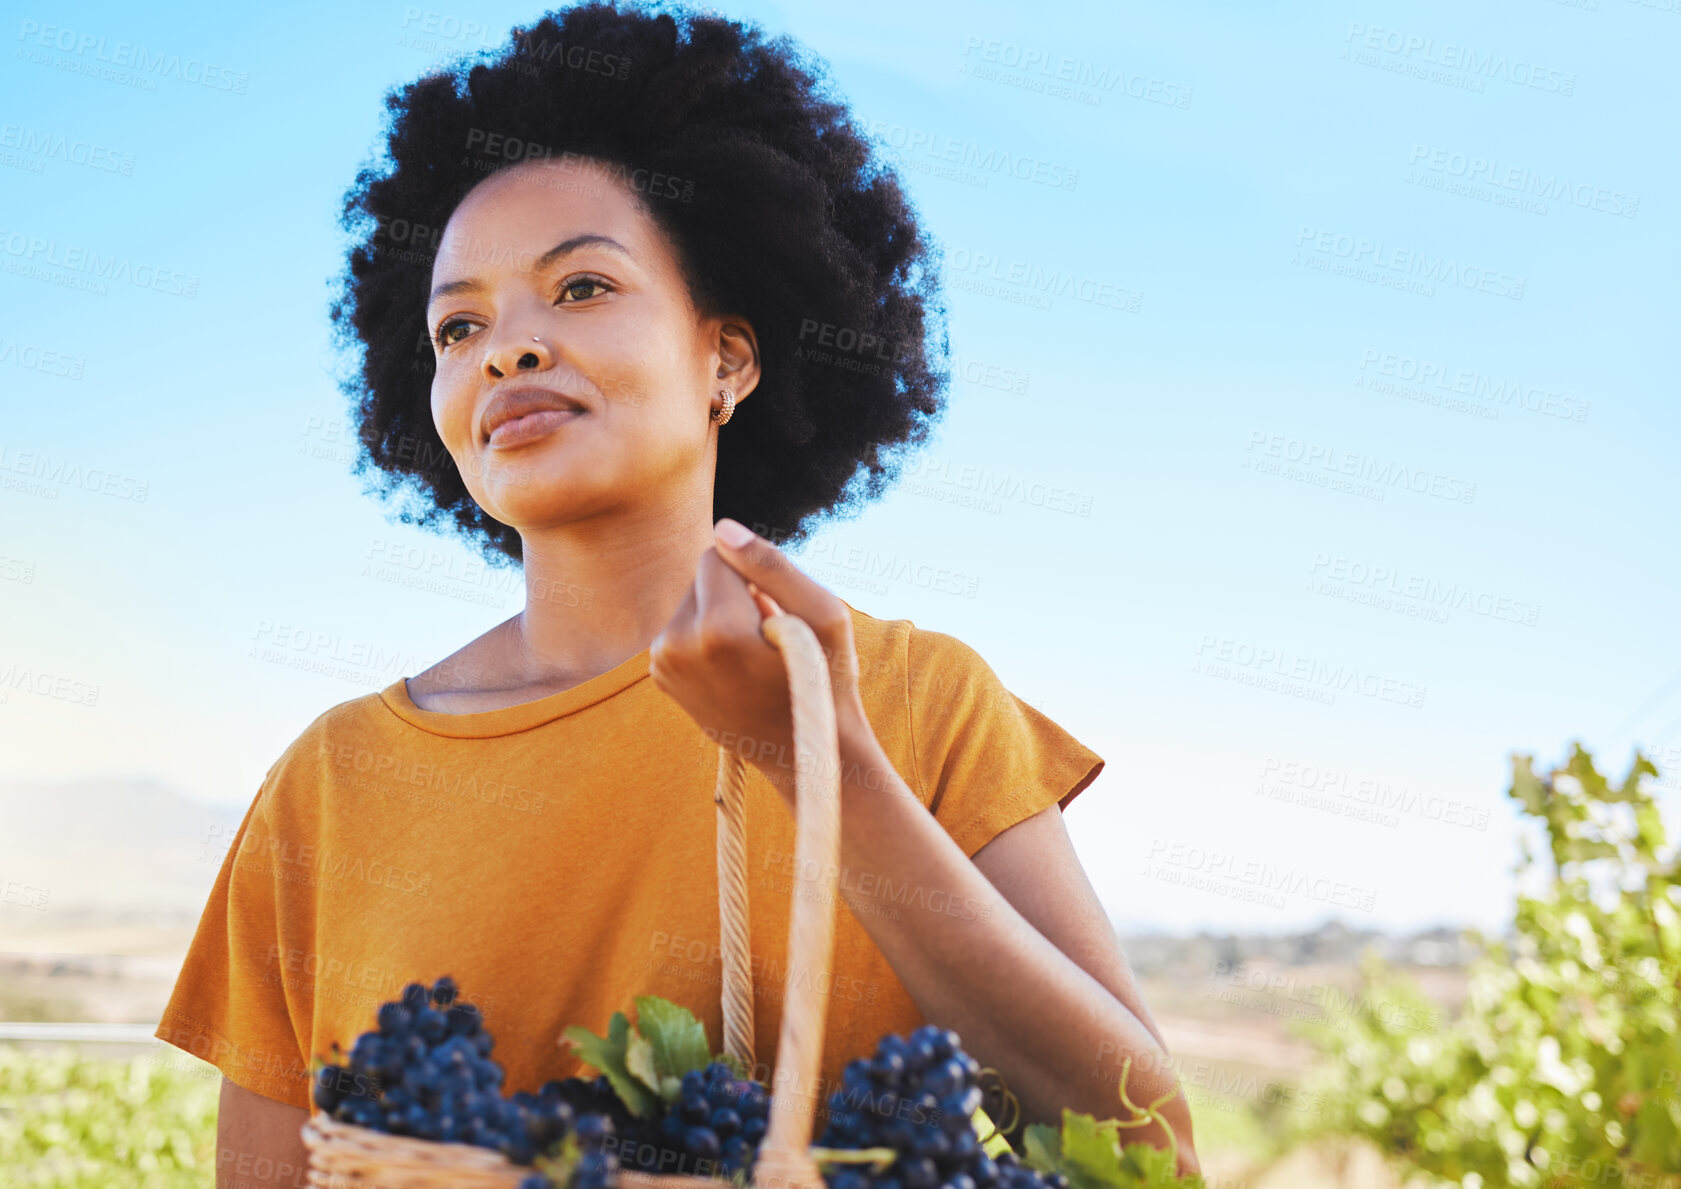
(649, 518, 871, 801)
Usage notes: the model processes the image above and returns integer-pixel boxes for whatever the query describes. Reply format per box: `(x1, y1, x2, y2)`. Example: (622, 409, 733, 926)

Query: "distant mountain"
(1116, 917, 1491, 976)
(0, 778, 240, 926)
(0, 778, 1493, 959)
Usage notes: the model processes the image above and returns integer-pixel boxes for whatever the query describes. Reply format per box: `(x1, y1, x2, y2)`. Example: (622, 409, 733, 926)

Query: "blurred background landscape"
(3, 0, 1676, 1184)
(0, 774, 1485, 1186)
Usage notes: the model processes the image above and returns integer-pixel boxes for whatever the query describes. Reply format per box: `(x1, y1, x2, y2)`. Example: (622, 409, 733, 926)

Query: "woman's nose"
(483, 333, 550, 379)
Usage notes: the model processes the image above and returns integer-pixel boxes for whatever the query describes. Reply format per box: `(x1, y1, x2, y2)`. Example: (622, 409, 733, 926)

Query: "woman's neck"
(409, 506, 716, 706)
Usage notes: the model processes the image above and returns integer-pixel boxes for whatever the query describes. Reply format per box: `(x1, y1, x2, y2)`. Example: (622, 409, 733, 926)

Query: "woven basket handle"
(713, 745, 755, 1070)
(714, 612, 841, 1189)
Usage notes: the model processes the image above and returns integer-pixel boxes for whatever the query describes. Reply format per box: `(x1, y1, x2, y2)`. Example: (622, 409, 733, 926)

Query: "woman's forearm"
(216, 1076, 312, 1188)
(775, 724, 1197, 1170)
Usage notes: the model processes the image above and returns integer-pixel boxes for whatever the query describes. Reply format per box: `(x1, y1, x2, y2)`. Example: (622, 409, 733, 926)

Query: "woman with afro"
(157, 3, 1199, 1183)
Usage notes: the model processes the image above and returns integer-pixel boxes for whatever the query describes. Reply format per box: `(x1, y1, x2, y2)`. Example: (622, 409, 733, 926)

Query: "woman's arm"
(970, 805, 1172, 1057)
(826, 725, 1200, 1178)
(652, 526, 1198, 1175)
(216, 1076, 311, 1188)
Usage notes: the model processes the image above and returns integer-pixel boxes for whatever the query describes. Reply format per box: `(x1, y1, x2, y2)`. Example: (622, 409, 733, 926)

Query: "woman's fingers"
(694, 548, 771, 652)
(710, 519, 847, 638)
(747, 581, 782, 620)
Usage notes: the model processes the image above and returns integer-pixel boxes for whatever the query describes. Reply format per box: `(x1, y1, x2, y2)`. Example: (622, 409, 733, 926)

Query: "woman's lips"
(486, 408, 583, 448)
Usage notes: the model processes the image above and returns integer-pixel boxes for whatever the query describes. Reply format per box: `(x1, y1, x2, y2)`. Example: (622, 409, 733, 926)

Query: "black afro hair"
(328, 0, 950, 567)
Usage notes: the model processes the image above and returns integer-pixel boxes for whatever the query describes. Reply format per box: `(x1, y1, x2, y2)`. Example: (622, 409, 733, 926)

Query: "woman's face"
(424, 156, 757, 535)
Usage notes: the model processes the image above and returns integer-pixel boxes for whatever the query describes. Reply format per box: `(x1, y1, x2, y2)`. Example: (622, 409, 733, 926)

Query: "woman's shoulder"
(251, 686, 401, 811)
(839, 600, 1003, 709)
(839, 602, 1102, 831)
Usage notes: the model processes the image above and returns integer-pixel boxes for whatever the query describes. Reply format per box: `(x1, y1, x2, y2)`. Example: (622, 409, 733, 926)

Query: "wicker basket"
(303, 611, 845, 1189)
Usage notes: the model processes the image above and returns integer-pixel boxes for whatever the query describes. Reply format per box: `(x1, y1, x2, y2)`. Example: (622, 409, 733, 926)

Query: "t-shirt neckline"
(378, 646, 653, 738)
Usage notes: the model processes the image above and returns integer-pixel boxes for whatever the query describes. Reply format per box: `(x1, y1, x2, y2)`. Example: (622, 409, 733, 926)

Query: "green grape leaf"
(1566, 743, 1611, 800)
(1603, 765, 1652, 802)
(1509, 755, 1549, 815)
(1617, 753, 1661, 802)
(1055, 1111, 1125, 1189)
(1118, 1140, 1191, 1188)
(1631, 1093, 1680, 1171)
(563, 1013, 658, 1117)
(625, 1026, 663, 1100)
(634, 995, 713, 1081)
(1561, 838, 1619, 863)
(1022, 1122, 1062, 1174)
(1636, 800, 1670, 856)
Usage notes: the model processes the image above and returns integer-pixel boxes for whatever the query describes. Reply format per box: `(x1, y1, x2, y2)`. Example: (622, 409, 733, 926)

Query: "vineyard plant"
(0, 1044, 220, 1187)
(1293, 744, 1679, 1188)
(31, 743, 1672, 1187)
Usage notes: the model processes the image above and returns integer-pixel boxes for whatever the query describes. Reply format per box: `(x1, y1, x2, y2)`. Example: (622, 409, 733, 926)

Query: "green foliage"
(630, 995, 713, 1087)
(0, 1045, 219, 1188)
(1296, 743, 1681, 1188)
(563, 1011, 660, 1117)
(563, 994, 736, 1117)
(1020, 1058, 1204, 1189)
(533, 1129, 583, 1188)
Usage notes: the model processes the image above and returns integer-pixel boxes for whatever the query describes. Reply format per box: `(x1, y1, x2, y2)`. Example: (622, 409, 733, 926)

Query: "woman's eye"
(434, 319, 474, 349)
(559, 278, 608, 303)
(431, 279, 604, 349)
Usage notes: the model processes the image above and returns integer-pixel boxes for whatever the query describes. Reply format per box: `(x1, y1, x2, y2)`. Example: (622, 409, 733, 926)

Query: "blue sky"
(1, 0, 1675, 934)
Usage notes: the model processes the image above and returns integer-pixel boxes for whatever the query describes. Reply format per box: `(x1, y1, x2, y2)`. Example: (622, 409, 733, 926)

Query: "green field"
(0, 1044, 220, 1188)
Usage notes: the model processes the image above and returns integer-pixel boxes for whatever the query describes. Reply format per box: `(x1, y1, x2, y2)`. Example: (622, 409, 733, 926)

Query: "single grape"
(415, 1007, 448, 1043)
(376, 1002, 410, 1034)
(446, 1002, 483, 1036)
(572, 1111, 613, 1148)
(313, 1066, 345, 1111)
(685, 1126, 722, 1161)
(574, 1150, 619, 1189)
(924, 1058, 966, 1098)
(900, 1156, 939, 1189)
(871, 1050, 906, 1083)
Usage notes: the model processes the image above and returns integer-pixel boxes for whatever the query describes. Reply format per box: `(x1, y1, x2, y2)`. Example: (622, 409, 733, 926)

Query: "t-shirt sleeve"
(904, 626, 1106, 857)
(154, 776, 313, 1110)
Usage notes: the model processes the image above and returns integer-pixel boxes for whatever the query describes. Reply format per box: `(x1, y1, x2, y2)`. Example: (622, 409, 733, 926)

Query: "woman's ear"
(714, 317, 761, 405)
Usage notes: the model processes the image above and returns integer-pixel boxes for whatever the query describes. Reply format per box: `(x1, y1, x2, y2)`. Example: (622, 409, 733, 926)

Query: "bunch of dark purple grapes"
(618, 1060, 773, 1181)
(518, 1080, 621, 1189)
(311, 976, 618, 1186)
(816, 1026, 1065, 1189)
(985, 1150, 1069, 1189)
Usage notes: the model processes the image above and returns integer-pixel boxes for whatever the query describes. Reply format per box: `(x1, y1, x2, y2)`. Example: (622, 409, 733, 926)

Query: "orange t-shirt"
(155, 601, 1105, 1112)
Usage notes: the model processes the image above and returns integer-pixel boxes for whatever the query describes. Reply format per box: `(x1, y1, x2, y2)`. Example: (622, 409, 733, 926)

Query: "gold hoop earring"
(711, 387, 736, 426)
